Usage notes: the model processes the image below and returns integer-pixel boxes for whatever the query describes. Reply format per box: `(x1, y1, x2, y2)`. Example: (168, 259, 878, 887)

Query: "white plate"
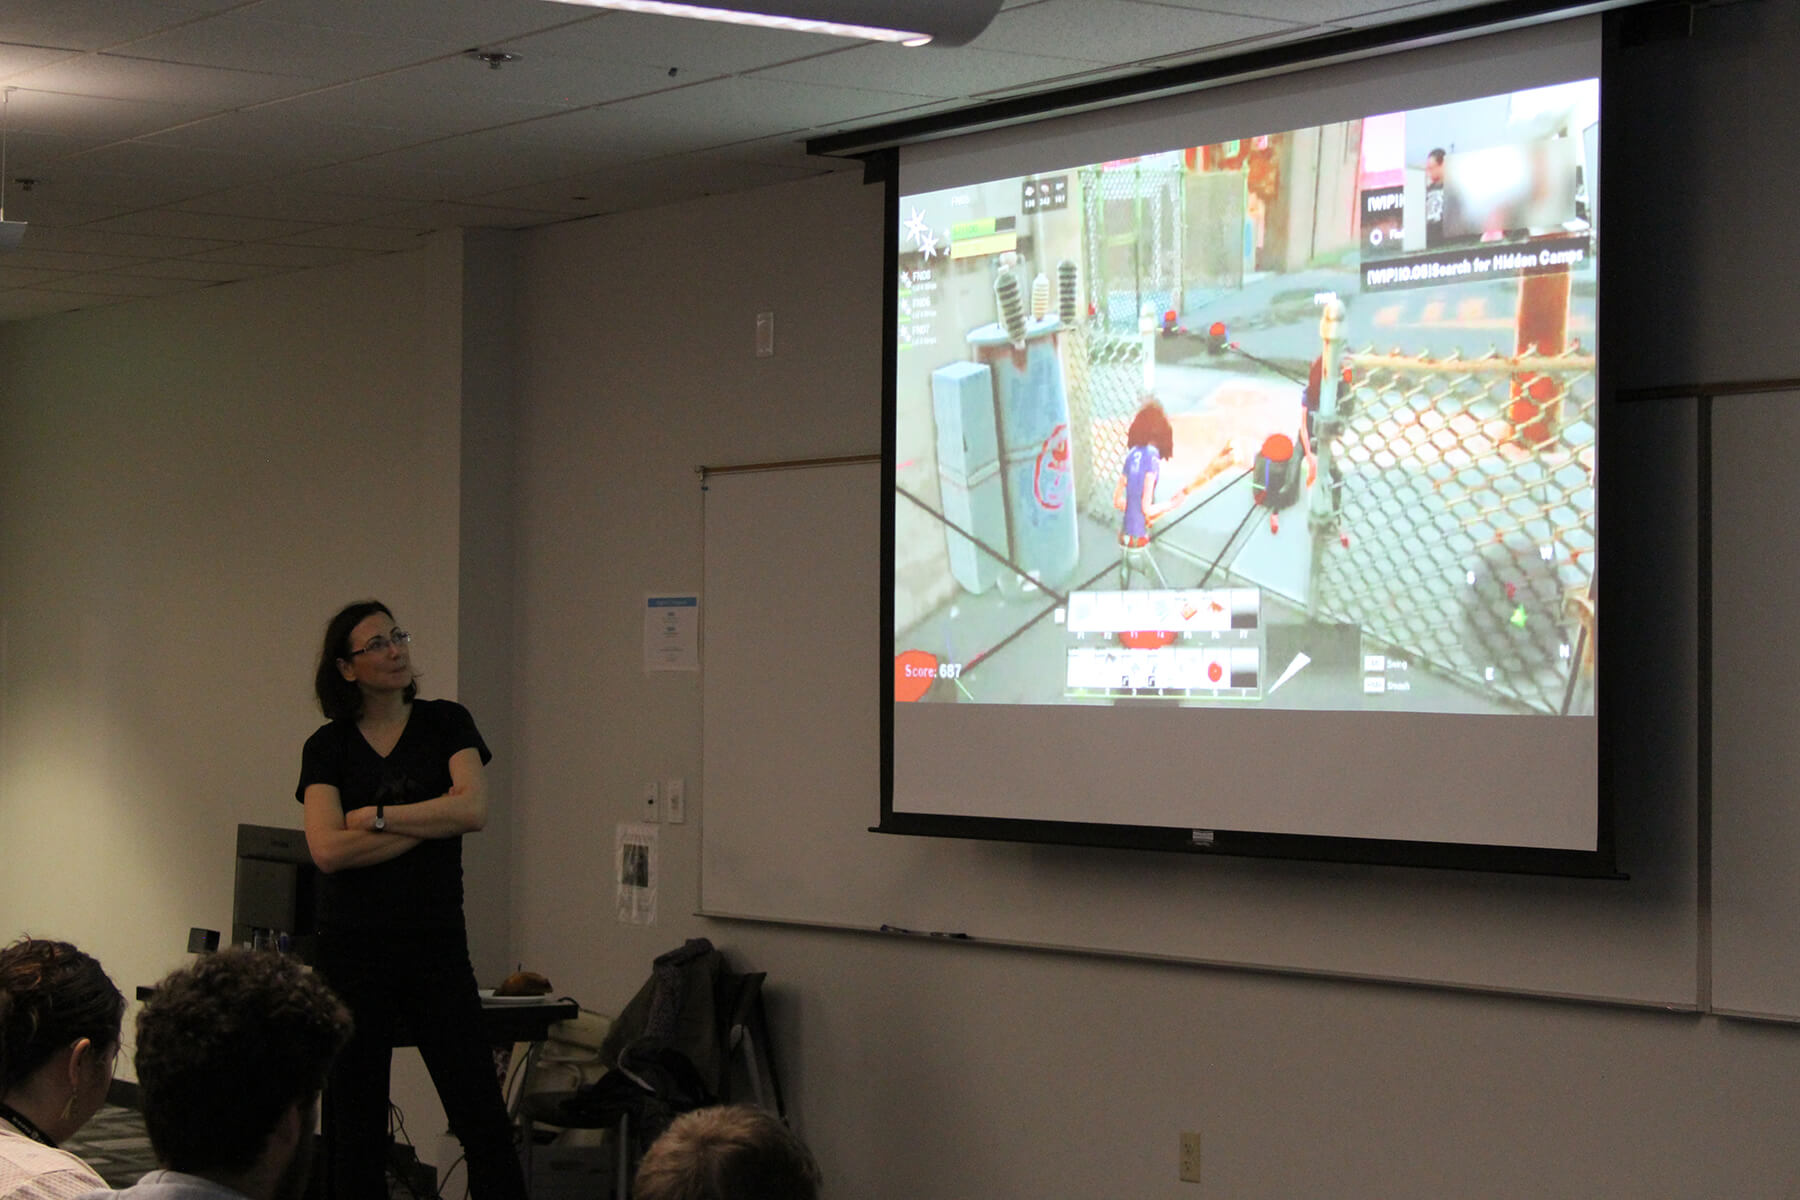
(478, 989, 554, 1006)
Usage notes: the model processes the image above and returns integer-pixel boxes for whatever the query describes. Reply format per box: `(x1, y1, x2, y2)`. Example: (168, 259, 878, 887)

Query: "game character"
(1297, 357, 1341, 515)
(1112, 399, 1238, 588)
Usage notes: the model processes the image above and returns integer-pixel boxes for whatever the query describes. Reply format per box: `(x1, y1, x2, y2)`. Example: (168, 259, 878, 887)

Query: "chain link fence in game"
(1062, 323, 1154, 518)
(1081, 158, 1186, 329)
(1314, 351, 1597, 715)
(1069, 157, 1248, 522)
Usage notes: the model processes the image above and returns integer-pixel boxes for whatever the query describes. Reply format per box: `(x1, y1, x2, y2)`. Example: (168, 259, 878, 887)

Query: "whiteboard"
(699, 414, 1699, 1004)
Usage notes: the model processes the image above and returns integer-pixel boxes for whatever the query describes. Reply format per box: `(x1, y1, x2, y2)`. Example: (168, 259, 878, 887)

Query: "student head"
(1426, 147, 1447, 185)
(633, 1105, 823, 1200)
(0, 937, 124, 1142)
(1125, 399, 1175, 460)
(134, 949, 351, 1198)
(313, 599, 417, 721)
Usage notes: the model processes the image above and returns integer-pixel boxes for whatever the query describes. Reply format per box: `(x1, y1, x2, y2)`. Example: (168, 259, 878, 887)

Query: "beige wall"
(0, 229, 488, 1172)
(497, 167, 1800, 1198)
(0, 229, 472, 1045)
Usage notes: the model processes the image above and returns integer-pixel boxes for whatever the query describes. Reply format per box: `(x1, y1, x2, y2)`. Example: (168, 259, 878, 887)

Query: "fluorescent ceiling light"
(541, 0, 1001, 47)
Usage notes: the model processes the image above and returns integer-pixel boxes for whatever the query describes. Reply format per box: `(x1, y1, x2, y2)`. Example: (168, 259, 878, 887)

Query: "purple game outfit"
(1121, 443, 1161, 541)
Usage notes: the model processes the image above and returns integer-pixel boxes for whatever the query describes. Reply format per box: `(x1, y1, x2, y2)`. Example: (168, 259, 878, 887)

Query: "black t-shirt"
(295, 698, 491, 932)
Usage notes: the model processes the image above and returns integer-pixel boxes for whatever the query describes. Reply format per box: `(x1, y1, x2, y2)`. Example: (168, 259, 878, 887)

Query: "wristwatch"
(373, 804, 387, 832)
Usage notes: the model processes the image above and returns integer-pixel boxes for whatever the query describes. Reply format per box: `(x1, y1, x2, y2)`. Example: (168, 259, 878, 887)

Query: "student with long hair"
(0, 937, 123, 1199)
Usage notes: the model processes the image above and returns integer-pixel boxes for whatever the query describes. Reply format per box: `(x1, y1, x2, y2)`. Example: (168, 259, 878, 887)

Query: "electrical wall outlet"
(642, 780, 661, 822)
(665, 777, 686, 823)
(1179, 1130, 1202, 1184)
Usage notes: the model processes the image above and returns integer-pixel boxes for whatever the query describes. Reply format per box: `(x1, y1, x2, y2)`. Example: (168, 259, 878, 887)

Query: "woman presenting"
(297, 600, 526, 1200)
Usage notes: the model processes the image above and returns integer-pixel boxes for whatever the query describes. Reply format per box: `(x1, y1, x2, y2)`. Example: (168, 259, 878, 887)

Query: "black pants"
(317, 927, 526, 1200)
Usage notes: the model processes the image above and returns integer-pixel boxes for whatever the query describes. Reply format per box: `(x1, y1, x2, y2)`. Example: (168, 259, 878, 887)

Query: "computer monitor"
(232, 824, 319, 961)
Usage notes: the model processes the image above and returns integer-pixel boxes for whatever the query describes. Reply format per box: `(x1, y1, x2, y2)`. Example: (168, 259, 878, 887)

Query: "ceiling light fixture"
(0, 89, 24, 252)
(540, 0, 1001, 48)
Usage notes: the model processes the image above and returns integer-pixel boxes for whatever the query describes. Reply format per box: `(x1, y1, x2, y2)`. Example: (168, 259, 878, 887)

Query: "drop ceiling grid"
(0, 0, 1511, 320)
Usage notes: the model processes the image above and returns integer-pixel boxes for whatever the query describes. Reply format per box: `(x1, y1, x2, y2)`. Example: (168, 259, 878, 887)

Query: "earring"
(59, 1092, 77, 1123)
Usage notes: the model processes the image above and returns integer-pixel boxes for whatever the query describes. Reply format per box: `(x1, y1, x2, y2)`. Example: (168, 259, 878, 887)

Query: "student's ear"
(271, 1099, 304, 1157)
(337, 658, 356, 682)
(64, 1037, 94, 1090)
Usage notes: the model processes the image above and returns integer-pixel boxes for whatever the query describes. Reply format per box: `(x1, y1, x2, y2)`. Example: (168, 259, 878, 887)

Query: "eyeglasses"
(348, 630, 411, 658)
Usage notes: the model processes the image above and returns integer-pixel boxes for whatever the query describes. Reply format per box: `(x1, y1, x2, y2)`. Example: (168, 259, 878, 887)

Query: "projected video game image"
(893, 80, 1598, 718)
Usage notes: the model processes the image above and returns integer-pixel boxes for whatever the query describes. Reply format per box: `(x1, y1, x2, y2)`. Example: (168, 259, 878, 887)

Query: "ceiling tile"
(0, 195, 147, 228)
(38, 271, 209, 297)
(476, 150, 831, 219)
(449, 178, 613, 217)
(60, 140, 278, 194)
(0, 0, 1501, 323)
(339, 122, 629, 192)
(0, 288, 112, 321)
(503, 8, 859, 75)
(8, 226, 233, 257)
(0, 248, 152, 272)
(0, 44, 80, 81)
(751, 42, 1109, 99)
(84, 209, 325, 241)
(118, 12, 448, 82)
(977, 0, 1301, 63)
(186, 242, 368, 268)
(169, 185, 422, 225)
(0, 128, 121, 172)
(460, 47, 704, 108)
(113, 258, 283, 282)
(245, 0, 601, 49)
(3, 163, 224, 217)
(427, 101, 709, 165)
(0, 1, 243, 53)
(136, 110, 431, 176)
(710, 133, 852, 172)
(1148, 0, 1468, 22)
(280, 160, 474, 204)
(272, 224, 436, 252)
(9, 52, 314, 108)
(590, 75, 939, 153)
(0, 89, 214, 145)
(0, 264, 75, 287)
(368, 200, 571, 230)
(267, 60, 588, 136)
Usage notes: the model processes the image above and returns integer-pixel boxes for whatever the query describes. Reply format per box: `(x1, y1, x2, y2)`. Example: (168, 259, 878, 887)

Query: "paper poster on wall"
(616, 823, 658, 925)
(645, 594, 700, 671)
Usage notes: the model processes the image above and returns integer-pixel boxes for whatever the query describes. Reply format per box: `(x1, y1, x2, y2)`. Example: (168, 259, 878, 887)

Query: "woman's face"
(338, 612, 412, 694)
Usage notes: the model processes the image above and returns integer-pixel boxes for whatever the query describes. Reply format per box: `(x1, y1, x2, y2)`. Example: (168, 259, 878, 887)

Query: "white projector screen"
(885, 17, 1607, 871)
